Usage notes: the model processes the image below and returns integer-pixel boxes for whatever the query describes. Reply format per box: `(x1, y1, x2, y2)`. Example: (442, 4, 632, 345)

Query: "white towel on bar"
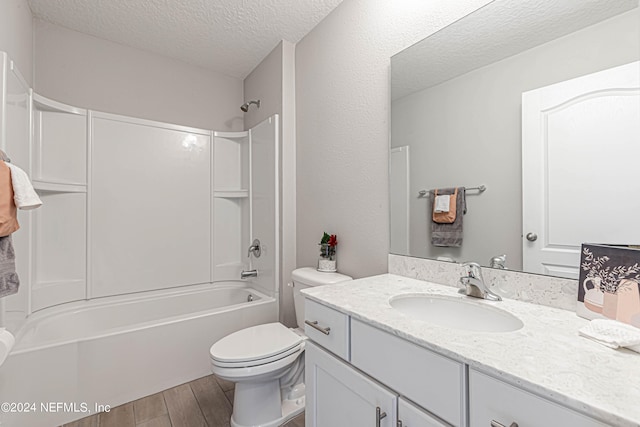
(6, 163, 42, 210)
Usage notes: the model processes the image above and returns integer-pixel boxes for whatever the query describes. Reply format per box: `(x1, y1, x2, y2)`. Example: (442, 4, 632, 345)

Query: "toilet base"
(230, 387, 305, 427)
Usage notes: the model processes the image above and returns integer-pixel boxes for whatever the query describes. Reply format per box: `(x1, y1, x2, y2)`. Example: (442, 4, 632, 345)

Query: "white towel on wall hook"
(6, 163, 42, 210)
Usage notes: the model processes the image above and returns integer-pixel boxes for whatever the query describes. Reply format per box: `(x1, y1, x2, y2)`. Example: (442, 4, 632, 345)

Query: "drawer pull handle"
(397, 421, 403, 427)
(305, 320, 331, 335)
(491, 421, 518, 427)
(376, 406, 387, 427)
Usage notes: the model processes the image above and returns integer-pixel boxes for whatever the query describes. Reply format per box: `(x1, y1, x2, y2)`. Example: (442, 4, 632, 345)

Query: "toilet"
(209, 267, 352, 427)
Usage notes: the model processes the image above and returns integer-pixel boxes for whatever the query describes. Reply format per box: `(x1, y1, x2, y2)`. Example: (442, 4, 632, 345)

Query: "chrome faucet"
(241, 269, 258, 279)
(459, 262, 502, 301)
(490, 254, 507, 269)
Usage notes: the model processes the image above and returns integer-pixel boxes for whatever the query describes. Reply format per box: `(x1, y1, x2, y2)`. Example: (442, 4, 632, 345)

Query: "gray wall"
(391, 9, 639, 269)
(0, 0, 33, 85)
(243, 41, 298, 327)
(295, 0, 493, 279)
(34, 19, 244, 131)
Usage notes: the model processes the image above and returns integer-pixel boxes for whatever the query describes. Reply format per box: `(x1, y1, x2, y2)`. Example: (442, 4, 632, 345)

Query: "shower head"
(240, 100, 261, 112)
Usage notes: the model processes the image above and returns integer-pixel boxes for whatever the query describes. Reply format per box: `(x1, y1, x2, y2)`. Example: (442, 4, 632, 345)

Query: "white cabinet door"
(399, 398, 450, 427)
(306, 342, 397, 427)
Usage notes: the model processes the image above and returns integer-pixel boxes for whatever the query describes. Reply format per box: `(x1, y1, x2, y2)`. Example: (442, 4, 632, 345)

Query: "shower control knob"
(526, 232, 538, 242)
(247, 239, 261, 258)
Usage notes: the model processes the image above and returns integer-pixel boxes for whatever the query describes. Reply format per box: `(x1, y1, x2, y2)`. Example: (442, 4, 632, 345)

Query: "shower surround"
(0, 53, 280, 426)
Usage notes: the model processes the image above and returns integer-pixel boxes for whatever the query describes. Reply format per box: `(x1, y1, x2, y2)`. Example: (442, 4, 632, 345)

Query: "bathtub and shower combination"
(0, 66, 281, 427)
(0, 282, 276, 426)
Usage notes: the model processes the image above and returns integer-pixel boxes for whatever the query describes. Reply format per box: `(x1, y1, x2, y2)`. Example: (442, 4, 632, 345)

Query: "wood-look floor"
(62, 375, 305, 427)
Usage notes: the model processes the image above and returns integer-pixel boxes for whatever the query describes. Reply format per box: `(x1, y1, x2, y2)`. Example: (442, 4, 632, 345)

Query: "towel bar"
(0, 149, 10, 163)
(418, 185, 486, 197)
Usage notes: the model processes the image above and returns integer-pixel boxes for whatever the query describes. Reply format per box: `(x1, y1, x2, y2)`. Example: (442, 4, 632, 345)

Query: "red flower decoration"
(328, 235, 338, 247)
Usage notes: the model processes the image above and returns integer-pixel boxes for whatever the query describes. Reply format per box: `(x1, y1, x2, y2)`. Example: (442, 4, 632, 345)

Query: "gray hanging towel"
(0, 235, 19, 298)
(430, 187, 466, 247)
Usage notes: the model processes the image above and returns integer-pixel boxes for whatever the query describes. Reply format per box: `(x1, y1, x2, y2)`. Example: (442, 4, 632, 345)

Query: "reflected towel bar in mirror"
(418, 185, 486, 197)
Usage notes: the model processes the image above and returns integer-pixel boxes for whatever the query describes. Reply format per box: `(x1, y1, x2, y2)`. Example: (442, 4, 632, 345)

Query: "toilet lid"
(210, 323, 303, 364)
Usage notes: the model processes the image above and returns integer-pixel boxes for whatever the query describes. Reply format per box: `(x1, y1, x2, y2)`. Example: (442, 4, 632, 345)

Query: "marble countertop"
(302, 274, 640, 427)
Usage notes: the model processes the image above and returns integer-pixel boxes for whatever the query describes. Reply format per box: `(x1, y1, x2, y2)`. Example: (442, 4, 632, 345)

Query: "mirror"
(390, 0, 640, 278)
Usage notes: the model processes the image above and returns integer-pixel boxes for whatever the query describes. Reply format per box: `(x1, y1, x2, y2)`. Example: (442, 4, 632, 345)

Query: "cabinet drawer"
(351, 319, 464, 426)
(469, 369, 608, 427)
(304, 299, 350, 360)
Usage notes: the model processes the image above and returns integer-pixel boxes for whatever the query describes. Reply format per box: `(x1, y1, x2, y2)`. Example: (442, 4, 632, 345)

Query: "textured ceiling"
(27, 0, 344, 78)
(392, 0, 639, 100)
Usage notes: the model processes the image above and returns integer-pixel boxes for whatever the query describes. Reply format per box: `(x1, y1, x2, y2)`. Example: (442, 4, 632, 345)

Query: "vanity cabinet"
(468, 369, 608, 427)
(304, 300, 455, 427)
(305, 298, 609, 427)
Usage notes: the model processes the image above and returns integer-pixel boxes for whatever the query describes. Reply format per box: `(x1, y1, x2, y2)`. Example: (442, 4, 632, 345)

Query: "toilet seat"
(210, 322, 303, 368)
(211, 343, 303, 368)
(211, 345, 304, 381)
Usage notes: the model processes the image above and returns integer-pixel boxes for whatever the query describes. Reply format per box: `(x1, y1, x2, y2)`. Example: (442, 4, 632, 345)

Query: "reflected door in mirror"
(522, 61, 640, 279)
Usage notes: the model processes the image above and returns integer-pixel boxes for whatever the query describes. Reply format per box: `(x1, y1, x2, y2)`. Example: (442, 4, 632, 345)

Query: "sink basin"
(389, 294, 523, 333)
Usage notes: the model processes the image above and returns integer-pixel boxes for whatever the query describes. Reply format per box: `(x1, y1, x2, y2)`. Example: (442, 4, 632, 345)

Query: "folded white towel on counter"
(579, 319, 640, 353)
(6, 163, 42, 210)
(434, 194, 450, 213)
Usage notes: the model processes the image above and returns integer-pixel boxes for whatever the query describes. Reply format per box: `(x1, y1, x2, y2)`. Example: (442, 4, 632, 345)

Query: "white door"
(305, 342, 397, 427)
(398, 398, 450, 427)
(522, 61, 640, 278)
(390, 146, 410, 254)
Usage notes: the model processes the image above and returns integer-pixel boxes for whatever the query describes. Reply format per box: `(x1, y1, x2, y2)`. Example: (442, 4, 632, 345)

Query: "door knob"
(526, 232, 537, 242)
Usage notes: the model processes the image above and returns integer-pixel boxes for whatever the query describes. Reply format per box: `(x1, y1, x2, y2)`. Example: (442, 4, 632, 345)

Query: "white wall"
(244, 43, 283, 129)
(34, 20, 244, 131)
(244, 41, 298, 326)
(295, 0, 493, 278)
(391, 9, 640, 270)
(0, 0, 33, 85)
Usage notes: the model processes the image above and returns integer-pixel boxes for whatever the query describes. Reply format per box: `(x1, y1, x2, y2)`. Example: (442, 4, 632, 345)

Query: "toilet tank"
(291, 267, 352, 328)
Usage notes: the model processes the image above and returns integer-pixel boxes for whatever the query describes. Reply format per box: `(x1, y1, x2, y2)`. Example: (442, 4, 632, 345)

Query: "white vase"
(318, 258, 336, 272)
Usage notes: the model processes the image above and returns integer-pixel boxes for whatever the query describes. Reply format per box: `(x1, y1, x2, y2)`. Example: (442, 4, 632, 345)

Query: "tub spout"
(241, 269, 258, 279)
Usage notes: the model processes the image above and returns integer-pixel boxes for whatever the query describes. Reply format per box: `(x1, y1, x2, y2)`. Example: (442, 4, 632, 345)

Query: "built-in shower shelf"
(33, 181, 87, 193)
(214, 190, 249, 198)
(213, 131, 249, 139)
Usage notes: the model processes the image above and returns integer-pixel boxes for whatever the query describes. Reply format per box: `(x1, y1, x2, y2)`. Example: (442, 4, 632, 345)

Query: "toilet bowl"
(209, 267, 351, 427)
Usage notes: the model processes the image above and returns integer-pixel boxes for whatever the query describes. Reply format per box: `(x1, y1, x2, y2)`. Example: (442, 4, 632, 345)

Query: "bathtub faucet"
(241, 269, 258, 279)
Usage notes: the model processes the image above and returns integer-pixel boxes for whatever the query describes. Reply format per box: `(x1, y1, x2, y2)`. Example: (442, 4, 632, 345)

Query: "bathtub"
(0, 282, 277, 427)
